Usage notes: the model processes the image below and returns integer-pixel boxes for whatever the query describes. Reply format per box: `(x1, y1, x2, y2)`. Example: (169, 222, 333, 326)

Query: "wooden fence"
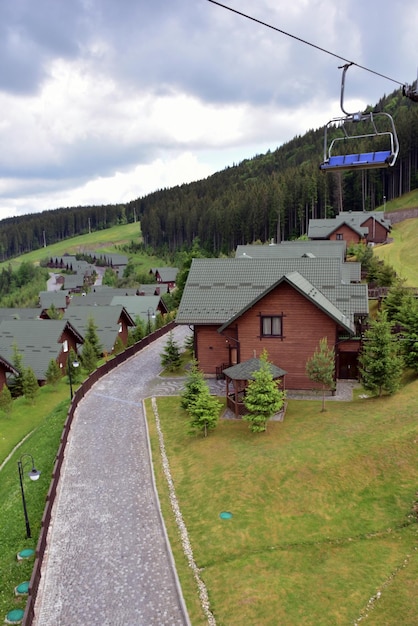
(22, 322, 175, 625)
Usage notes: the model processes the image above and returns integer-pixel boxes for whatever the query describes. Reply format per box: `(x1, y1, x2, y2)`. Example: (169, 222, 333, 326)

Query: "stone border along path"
(34, 326, 193, 626)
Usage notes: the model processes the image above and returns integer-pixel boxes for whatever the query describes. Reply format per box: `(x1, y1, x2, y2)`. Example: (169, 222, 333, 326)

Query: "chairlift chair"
(320, 64, 399, 172)
(403, 68, 418, 102)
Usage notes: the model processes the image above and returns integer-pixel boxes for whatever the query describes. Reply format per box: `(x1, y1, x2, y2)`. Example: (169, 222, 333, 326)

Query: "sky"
(0, 0, 416, 221)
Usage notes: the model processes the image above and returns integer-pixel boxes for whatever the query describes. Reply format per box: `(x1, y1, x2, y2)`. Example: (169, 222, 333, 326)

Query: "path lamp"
(147, 308, 155, 335)
(17, 454, 41, 539)
(68, 358, 80, 400)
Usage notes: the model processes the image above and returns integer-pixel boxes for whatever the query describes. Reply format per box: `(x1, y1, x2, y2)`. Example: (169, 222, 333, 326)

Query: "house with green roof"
(0, 320, 84, 384)
(176, 257, 368, 390)
(63, 305, 135, 355)
(308, 211, 391, 245)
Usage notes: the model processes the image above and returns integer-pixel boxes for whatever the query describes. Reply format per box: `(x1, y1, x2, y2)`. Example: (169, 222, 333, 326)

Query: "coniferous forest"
(1, 87, 418, 261)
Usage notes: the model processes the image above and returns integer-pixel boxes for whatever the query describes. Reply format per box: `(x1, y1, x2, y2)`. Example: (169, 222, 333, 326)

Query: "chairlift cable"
(207, 0, 406, 87)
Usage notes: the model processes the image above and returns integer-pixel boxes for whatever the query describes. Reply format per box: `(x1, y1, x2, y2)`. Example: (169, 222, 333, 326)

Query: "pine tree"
(243, 350, 286, 433)
(359, 311, 403, 396)
(9, 342, 25, 398)
(81, 340, 97, 374)
(0, 384, 13, 415)
(160, 332, 182, 372)
(45, 358, 62, 387)
(305, 337, 335, 412)
(84, 316, 102, 358)
(188, 387, 222, 437)
(180, 359, 207, 409)
(23, 366, 39, 404)
(113, 336, 124, 355)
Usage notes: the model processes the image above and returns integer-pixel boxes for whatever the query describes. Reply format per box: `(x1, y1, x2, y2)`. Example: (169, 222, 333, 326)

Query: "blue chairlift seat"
(320, 150, 393, 172)
(320, 64, 399, 173)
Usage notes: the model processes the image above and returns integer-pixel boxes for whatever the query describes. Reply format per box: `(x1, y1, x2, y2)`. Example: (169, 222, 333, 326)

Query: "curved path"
(34, 326, 196, 626)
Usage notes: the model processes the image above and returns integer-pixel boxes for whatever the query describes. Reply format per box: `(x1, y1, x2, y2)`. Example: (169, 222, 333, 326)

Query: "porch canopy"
(222, 358, 286, 418)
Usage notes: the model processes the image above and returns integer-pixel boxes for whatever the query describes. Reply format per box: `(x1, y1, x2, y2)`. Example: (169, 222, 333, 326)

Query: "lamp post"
(383, 195, 386, 212)
(68, 357, 80, 400)
(17, 454, 41, 539)
(147, 308, 155, 335)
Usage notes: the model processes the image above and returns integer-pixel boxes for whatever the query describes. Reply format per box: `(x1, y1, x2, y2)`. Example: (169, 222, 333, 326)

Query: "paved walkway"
(33, 326, 356, 625)
(34, 326, 192, 626)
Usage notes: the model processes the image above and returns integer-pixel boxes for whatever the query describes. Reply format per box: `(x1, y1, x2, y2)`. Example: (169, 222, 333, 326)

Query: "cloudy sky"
(0, 0, 416, 221)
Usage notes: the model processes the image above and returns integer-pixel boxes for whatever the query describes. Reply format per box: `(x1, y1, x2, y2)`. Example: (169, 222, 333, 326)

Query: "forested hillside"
(1, 88, 418, 260)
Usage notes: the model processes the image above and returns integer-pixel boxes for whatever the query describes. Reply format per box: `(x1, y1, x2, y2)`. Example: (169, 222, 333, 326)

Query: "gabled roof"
(63, 274, 85, 289)
(69, 293, 114, 306)
(110, 295, 163, 322)
(152, 267, 178, 282)
(176, 257, 366, 327)
(0, 320, 84, 380)
(308, 217, 366, 239)
(94, 252, 128, 266)
(218, 272, 355, 335)
(223, 358, 286, 381)
(236, 240, 347, 262)
(39, 291, 68, 310)
(63, 305, 135, 353)
(0, 308, 43, 322)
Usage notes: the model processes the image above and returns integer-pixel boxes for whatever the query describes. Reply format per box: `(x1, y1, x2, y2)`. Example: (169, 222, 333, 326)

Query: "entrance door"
(338, 352, 359, 379)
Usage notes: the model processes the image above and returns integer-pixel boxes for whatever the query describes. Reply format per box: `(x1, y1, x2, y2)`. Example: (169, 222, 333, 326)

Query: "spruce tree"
(243, 350, 286, 432)
(359, 311, 403, 396)
(81, 340, 98, 374)
(9, 343, 25, 398)
(160, 332, 181, 372)
(305, 337, 335, 412)
(45, 358, 62, 387)
(84, 316, 102, 358)
(188, 388, 222, 437)
(180, 359, 207, 409)
(23, 366, 39, 404)
(0, 384, 13, 415)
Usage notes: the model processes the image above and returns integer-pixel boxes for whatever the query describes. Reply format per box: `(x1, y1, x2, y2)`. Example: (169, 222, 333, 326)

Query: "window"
(261, 315, 283, 337)
(63, 339, 68, 353)
(336, 233, 343, 240)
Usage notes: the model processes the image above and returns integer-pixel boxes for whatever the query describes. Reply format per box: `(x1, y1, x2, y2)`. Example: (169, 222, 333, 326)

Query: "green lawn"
(0, 383, 71, 619)
(0, 222, 142, 270)
(145, 382, 418, 625)
(373, 218, 418, 286)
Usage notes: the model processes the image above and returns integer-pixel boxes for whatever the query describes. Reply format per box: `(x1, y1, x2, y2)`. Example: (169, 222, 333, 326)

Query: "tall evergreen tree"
(81, 340, 98, 374)
(23, 366, 39, 404)
(180, 359, 207, 410)
(188, 388, 222, 437)
(305, 337, 335, 412)
(160, 332, 181, 372)
(359, 311, 403, 396)
(84, 316, 102, 358)
(9, 343, 25, 398)
(0, 384, 13, 415)
(45, 358, 62, 387)
(243, 350, 286, 433)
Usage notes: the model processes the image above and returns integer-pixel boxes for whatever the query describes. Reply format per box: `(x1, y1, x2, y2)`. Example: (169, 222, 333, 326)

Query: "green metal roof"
(218, 272, 355, 335)
(63, 305, 134, 353)
(176, 257, 366, 328)
(236, 240, 347, 261)
(223, 358, 286, 380)
(308, 211, 391, 239)
(0, 320, 83, 380)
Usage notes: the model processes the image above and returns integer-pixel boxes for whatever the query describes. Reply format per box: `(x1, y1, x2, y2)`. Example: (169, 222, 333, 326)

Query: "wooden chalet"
(63, 305, 135, 355)
(176, 256, 368, 391)
(0, 354, 19, 392)
(0, 320, 84, 385)
(150, 267, 178, 290)
(308, 211, 391, 245)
